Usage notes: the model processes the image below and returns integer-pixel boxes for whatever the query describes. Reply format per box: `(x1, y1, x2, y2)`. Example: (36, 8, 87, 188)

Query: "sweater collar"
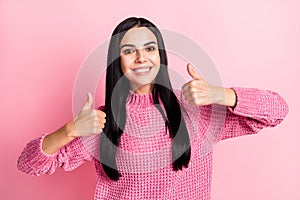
(126, 90, 154, 106)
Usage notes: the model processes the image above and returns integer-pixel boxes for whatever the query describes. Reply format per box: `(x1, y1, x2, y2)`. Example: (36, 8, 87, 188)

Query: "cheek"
(120, 57, 130, 74)
(150, 53, 161, 65)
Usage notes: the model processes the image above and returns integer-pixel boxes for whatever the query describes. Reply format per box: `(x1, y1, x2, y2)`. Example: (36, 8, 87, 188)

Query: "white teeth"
(134, 68, 150, 73)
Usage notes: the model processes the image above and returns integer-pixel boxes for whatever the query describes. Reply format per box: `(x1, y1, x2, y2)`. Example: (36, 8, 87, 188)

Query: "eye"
(123, 48, 135, 54)
(145, 46, 156, 52)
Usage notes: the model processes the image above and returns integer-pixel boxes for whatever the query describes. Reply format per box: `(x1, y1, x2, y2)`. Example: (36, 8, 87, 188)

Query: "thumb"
(81, 92, 93, 110)
(187, 63, 202, 80)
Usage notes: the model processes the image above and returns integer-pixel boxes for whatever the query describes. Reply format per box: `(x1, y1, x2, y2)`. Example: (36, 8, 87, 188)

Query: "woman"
(17, 17, 288, 199)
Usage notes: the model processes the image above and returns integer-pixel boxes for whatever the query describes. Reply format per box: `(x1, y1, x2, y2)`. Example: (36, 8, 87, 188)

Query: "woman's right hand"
(70, 92, 106, 137)
(42, 92, 105, 155)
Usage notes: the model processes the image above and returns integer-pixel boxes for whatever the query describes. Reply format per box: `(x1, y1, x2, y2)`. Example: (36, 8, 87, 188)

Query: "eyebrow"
(120, 41, 157, 49)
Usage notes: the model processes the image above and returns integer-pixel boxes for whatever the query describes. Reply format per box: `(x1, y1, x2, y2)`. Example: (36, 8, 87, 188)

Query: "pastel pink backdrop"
(1, 0, 299, 199)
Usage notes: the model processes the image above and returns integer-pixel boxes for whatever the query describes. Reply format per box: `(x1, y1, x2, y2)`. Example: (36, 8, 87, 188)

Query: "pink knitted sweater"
(17, 87, 288, 199)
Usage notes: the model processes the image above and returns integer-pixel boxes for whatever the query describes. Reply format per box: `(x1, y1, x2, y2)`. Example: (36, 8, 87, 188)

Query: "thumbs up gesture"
(182, 64, 237, 107)
(182, 64, 219, 106)
(71, 92, 106, 137)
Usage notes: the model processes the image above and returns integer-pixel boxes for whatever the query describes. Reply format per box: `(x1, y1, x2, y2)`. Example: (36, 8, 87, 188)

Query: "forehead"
(120, 27, 157, 47)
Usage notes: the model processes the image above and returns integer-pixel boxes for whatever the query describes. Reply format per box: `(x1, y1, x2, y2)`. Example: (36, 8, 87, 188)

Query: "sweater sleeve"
(219, 87, 289, 140)
(17, 133, 94, 176)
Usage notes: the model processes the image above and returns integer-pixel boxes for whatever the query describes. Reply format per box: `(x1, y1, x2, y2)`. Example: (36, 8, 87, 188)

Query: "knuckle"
(191, 81, 197, 87)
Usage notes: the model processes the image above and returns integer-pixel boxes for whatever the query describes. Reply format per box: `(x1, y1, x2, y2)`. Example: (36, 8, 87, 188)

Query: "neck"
(130, 83, 154, 94)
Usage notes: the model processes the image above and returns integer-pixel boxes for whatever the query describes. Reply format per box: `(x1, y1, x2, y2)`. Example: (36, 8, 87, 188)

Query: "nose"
(135, 49, 146, 63)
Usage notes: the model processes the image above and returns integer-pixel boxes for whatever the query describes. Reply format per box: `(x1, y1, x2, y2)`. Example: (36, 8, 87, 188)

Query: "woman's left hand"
(182, 64, 237, 107)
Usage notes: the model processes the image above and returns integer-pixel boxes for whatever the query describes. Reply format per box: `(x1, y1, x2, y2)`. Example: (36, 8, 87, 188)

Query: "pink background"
(1, 0, 299, 199)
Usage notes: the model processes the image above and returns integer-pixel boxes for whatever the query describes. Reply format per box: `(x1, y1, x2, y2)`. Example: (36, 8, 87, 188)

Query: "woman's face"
(120, 27, 161, 94)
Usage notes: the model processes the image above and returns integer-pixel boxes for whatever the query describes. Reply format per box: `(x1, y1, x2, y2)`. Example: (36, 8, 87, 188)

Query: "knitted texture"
(17, 87, 288, 199)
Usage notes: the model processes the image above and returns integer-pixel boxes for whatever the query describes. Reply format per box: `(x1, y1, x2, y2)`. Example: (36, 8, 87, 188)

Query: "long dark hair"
(100, 17, 191, 180)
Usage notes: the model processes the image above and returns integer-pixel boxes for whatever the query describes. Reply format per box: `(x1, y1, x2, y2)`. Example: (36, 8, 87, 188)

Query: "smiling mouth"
(133, 68, 151, 73)
(132, 67, 153, 74)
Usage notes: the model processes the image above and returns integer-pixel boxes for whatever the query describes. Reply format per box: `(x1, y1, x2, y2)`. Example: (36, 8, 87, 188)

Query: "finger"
(95, 110, 106, 118)
(97, 116, 106, 124)
(98, 123, 105, 129)
(187, 63, 202, 80)
(95, 121, 104, 133)
(82, 92, 93, 110)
